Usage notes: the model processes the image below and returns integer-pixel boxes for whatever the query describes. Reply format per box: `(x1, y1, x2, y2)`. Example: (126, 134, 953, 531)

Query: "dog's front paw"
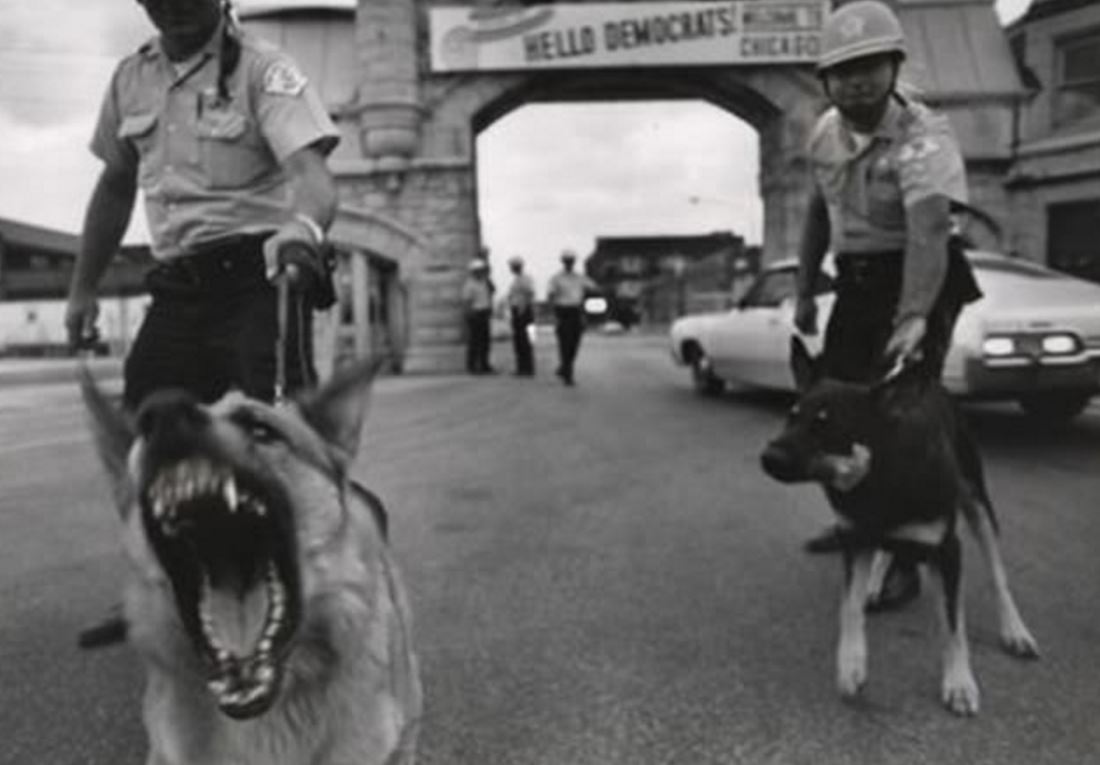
(1001, 623, 1040, 660)
(837, 650, 867, 699)
(942, 669, 980, 716)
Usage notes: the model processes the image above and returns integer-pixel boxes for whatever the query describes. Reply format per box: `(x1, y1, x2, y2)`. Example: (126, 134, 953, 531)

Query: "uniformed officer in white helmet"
(546, 249, 597, 386)
(67, 0, 340, 649)
(461, 258, 496, 374)
(505, 255, 536, 376)
(66, 0, 340, 411)
(794, 0, 982, 603)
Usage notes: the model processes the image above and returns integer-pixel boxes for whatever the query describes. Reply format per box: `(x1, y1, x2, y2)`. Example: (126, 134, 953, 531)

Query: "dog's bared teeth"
(196, 460, 214, 492)
(263, 563, 286, 639)
(223, 474, 239, 513)
(257, 664, 275, 684)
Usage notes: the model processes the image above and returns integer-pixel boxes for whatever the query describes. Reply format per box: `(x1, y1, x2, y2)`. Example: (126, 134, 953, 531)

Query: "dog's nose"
(135, 389, 210, 447)
(760, 443, 798, 482)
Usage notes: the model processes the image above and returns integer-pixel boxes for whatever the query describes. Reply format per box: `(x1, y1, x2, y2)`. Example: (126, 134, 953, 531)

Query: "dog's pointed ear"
(296, 357, 386, 464)
(79, 366, 135, 513)
(789, 335, 820, 392)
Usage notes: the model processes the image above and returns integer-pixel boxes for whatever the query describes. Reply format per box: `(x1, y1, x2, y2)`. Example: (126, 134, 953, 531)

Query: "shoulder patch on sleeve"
(263, 59, 308, 96)
(898, 136, 939, 164)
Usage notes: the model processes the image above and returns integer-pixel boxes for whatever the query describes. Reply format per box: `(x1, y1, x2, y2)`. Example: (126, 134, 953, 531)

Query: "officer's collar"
(839, 97, 905, 148)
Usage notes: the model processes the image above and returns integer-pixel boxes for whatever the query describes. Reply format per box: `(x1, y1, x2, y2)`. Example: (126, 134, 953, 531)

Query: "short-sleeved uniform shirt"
(91, 23, 340, 260)
(547, 271, 594, 307)
(808, 97, 967, 255)
(506, 273, 536, 310)
(461, 277, 493, 312)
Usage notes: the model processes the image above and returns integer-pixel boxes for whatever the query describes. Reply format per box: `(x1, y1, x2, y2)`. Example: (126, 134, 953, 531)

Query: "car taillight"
(982, 336, 1016, 357)
(982, 332, 1083, 359)
(1040, 333, 1080, 355)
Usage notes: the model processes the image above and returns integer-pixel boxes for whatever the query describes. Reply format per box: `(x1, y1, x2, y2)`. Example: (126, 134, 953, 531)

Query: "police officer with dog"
(794, 0, 982, 609)
(66, 0, 339, 411)
(66, 0, 340, 646)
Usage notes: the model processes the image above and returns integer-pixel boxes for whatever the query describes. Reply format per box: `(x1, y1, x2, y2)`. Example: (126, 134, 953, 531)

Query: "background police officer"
(793, 0, 982, 607)
(67, 0, 339, 648)
(546, 250, 597, 386)
(505, 255, 536, 376)
(65, 0, 340, 411)
(461, 259, 496, 375)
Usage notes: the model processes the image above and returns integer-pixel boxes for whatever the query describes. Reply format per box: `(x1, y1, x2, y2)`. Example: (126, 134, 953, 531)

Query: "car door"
(708, 267, 799, 388)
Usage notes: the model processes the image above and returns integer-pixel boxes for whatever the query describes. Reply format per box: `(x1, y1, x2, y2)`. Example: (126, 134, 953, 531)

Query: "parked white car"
(670, 251, 1100, 421)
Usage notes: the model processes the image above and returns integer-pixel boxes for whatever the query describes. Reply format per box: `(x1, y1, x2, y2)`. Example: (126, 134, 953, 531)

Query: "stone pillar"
(356, 0, 421, 180)
(759, 115, 815, 265)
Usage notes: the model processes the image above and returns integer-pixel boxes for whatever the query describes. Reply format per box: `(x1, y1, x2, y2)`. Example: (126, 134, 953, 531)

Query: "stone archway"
(335, 2, 830, 372)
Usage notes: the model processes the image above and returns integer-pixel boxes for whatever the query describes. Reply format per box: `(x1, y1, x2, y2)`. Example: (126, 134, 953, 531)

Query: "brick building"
(1004, 0, 1100, 283)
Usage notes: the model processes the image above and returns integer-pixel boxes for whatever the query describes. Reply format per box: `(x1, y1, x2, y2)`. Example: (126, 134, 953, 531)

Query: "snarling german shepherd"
(761, 337, 1038, 716)
(81, 361, 421, 764)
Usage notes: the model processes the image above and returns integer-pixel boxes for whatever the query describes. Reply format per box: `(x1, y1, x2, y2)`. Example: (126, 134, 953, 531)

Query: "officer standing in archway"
(505, 255, 536, 376)
(547, 249, 597, 386)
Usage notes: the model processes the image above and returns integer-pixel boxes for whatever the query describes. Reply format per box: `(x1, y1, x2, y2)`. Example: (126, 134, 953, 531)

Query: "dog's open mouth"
(141, 455, 301, 720)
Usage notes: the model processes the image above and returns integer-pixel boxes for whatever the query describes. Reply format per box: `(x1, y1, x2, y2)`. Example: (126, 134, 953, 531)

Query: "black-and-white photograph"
(2, 0, 1099, 763)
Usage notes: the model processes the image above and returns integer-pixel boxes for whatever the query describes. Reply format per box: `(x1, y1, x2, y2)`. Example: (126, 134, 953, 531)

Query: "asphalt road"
(0, 335, 1098, 764)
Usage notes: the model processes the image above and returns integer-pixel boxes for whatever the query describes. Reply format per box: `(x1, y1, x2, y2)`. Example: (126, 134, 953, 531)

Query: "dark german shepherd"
(761, 337, 1038, 715)
(81, 361, 421, 764)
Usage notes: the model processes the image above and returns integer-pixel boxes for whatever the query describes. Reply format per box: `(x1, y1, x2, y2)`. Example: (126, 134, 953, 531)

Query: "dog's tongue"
(202, 576, 270, 657)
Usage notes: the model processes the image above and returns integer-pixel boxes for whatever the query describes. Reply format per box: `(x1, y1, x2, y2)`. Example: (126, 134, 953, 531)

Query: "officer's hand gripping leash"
(273, 241, 328, 405)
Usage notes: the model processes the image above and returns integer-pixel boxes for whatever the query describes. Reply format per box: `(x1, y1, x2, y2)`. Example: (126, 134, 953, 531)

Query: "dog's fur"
(82, 362, 421, 764)
(761, 337, 1038, 716)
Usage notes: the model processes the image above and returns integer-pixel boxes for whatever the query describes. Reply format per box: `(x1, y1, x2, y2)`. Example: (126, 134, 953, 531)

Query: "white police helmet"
(817, 0, 906, 73)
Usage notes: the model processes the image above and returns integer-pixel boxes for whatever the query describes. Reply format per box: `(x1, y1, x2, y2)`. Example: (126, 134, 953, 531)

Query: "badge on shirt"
(263, 60, 308, 96)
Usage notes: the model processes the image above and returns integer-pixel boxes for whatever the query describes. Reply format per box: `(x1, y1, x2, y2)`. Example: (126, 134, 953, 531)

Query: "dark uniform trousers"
(124, 234, 316, 410)
(554, 306, 585, 382)
(510, 307, 535, 375)
(823, 239, 981, 383)
(466, 309, 493, 373)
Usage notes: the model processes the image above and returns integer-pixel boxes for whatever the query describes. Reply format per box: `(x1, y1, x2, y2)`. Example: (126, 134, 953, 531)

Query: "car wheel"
(1017, 391, 1093, 422)
(691, 354, 724, 396)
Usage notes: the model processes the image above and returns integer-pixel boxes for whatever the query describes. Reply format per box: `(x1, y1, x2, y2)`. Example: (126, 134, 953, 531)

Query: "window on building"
(1054, 29, 1100, 129)
(1048, 199, 1100, 283)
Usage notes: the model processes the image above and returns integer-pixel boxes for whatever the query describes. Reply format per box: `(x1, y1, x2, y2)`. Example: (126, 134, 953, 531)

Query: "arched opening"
(475, 97, 763, 335)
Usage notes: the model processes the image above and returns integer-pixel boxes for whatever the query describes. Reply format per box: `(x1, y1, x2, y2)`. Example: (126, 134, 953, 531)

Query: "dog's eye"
(231, 411, 283, 444)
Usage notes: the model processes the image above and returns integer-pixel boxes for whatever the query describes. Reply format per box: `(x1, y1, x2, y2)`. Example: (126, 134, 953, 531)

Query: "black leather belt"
(148, 234, 271, 294)
(835, 250, 903, 288)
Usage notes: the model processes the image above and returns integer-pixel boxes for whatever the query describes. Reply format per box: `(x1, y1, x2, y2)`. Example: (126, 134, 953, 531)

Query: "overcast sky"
(0, 0, 1032, 292)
